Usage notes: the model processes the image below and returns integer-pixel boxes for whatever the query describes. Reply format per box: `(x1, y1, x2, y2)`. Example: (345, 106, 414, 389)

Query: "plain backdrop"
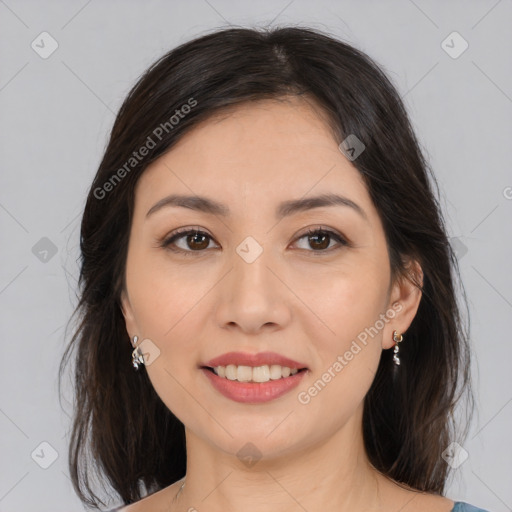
(0, 1, 511, 511)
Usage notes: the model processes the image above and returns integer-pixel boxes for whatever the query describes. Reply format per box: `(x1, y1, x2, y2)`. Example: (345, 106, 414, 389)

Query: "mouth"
(199, 364, 309, 403)
(200, 364, 309, 383)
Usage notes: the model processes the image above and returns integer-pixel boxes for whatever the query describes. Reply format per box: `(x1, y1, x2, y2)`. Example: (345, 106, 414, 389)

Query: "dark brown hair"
(59, 25, 473, 509)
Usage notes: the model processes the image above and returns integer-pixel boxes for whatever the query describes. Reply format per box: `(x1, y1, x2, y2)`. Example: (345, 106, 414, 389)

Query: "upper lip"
(201, 351, 308, 369)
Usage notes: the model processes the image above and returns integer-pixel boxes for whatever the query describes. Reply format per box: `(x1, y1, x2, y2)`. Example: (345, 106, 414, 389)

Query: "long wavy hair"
(59, 25, 473, 509)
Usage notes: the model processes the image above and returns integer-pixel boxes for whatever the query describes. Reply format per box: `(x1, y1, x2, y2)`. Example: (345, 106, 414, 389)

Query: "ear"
(120, 288, 138, 342)
(382, 258, 423, 350)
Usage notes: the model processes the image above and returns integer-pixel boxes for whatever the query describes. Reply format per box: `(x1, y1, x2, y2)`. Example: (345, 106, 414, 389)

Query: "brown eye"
(184, 232, 210, 250)
(294, 228, 348, 253)
(307, 232, 330, 250)
(161, 229, 217, 254)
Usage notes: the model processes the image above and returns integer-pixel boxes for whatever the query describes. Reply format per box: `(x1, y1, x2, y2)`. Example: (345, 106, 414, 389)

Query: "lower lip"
(200, 368, 308, 403)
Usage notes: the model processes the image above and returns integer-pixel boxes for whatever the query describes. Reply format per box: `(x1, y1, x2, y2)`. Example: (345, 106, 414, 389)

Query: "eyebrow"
(146, 193, 368, 221)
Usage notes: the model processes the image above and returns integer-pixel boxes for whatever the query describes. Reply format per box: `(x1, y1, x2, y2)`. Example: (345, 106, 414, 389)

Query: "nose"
(215, 244, 292, 334)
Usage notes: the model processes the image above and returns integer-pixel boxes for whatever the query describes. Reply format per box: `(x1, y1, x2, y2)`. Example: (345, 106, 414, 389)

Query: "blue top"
(452, 503, 490, 512)
(106, 501, 490, 511)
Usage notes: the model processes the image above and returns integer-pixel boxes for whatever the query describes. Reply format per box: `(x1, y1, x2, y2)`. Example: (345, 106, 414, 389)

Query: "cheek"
(292, 253, 390, 347)
(126, 244, 206, 339)
(124, 248, 208, 407)
(291, 257, 389, 400)
(292, 270, 388, 424)
(126, 256, 205, 420)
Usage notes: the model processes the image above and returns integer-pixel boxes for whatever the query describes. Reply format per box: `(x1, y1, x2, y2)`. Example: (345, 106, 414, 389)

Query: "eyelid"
(159, 227, 218, 255)
(292, 226, 349, 252)
(159, 225, 349, 255)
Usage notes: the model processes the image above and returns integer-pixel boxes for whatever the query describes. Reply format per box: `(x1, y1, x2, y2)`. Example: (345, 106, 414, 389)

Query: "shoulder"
(451, 502, 491, 512)
(379, 477, 491, 512)
(106, 479, 184, 512)
(399, 493, 491, 512)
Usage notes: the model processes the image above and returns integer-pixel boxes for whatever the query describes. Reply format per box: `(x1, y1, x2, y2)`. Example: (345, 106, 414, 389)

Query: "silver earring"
(392, 330, 403, 365)
(131, 335, 145, 370)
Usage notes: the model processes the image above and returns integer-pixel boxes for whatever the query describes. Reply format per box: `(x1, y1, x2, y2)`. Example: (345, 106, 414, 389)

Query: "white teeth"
(269, 364, 282, 380)
(236, 365, 253, 382)
(212, 364, 301, 382)
(225, 364, 237, 380)
(252, 365, 270, 382)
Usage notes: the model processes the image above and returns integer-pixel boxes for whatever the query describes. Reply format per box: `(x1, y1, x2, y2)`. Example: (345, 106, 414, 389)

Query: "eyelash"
(159, 226, 349, 256)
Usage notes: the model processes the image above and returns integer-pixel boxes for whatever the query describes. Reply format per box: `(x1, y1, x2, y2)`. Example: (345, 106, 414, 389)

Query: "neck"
(172, 406, 388, 512)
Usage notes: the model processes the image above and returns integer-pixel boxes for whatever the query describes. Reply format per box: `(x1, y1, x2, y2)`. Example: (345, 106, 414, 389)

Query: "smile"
(200, 366, 308, 403)
(205, 364, 307, 383)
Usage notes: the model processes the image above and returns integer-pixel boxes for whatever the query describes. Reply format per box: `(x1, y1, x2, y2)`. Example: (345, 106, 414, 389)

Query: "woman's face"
(121, 97, 421, 460)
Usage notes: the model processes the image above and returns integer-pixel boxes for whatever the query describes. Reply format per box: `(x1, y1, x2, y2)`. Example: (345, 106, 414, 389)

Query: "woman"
(59, 26, 489, 512)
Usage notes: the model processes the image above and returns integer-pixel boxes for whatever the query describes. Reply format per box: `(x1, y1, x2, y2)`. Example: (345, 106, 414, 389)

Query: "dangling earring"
(392, 330, 403, 366)
(131, 335, 145, 370)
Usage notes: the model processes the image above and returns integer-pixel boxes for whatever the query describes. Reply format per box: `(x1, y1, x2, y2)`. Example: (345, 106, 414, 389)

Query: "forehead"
(135, 97, 371, 216)
(171, 97, 339, 163)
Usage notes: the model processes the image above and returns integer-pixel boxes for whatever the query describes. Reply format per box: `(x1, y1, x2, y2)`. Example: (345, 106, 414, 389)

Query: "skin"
(120, 97, 453, 512)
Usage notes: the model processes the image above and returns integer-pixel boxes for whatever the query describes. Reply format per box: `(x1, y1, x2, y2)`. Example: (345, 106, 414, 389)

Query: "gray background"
(0, 1, 511, 511)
